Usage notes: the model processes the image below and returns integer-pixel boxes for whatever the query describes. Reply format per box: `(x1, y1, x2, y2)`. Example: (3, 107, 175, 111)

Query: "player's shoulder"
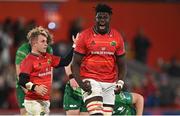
(45, 52, 54, 59)
(80, 28, 93, 36)
(20, 53, 32, 63)
(110, 28, 121, 36)
(45, 52, 52, 56)
(17, 43, 31, 52)
(110, 28, 124, 41)
(16, 42, 31, 59)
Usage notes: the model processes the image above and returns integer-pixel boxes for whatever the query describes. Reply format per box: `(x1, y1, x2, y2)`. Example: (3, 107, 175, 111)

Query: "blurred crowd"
(0, 17, 179, 111)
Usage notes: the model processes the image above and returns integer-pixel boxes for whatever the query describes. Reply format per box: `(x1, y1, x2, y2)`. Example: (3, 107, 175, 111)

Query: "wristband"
(69, 74, 74, 79)
(31, 84, 36, 91)
(116, 80, 124, 89)
(72, 44, 76, 48)
(25, 82, 35, 91)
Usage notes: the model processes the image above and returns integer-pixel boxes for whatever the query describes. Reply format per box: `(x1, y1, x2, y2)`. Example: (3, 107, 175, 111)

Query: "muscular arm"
(71, 52, 84, 89)
(116, 55, 127, 81)
(65, 62, 73, 76)
(57, 48, 74, 67)
(132, 93, 144, 115)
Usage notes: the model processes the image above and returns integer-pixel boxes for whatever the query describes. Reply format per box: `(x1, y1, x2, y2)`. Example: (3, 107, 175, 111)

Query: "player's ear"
(31, 37, 38, 46)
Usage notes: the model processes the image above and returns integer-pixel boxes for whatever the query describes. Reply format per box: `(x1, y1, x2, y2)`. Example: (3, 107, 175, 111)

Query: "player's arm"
(18, 58, 48, 96)
(18, 73, 48, 96)
(115, 55, 127, 92)
(16, 64, 20, 78)
(15, 49, 27, 79)
(72, 53, 91, 93)
(51, 47, 74, 68)
(65, 62, 79, 90)
(132, 93, 144, 115)
(54, 33, 79, 67)
(15, 45, 30, 93)
(115, 32, 127, 92)
(116, 55, 127, 80)
(59, 48, 74, 66)
(72, 53, 84, 88)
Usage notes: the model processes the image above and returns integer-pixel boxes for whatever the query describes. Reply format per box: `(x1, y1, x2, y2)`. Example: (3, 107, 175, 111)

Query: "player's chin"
(41, 49, 47, 53)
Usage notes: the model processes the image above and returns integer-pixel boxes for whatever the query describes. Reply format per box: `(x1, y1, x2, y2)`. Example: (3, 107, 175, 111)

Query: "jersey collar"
(92, 26, 111, 36)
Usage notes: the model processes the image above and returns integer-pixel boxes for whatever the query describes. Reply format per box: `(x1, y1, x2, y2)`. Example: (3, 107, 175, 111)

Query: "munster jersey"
(74, 28, 125, 83)
(20, 53, 59, 100)
(15, 43, 53, 88)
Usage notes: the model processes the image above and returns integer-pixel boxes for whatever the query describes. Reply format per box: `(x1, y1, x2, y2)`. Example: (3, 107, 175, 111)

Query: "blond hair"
(27, 26, 53, 45)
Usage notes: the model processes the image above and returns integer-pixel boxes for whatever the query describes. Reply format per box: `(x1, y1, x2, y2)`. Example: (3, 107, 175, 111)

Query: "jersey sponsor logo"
(38, 71, 51, 77)
(47, 59, 51, 64)
(110, 41, 116, 46)
(117, 106, 125, 113)
(90, 41, 96, 46)
(91, 51, 114, 55)
(38, 63, 42, 67)
(69, 104, 77, 108)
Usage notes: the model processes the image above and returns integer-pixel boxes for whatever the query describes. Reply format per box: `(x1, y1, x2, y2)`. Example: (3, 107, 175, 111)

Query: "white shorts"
(82, 79, 116, 105)
(24, 100, 50, 115)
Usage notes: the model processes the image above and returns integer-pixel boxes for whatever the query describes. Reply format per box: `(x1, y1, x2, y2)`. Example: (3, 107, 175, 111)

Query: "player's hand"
(82, 80, 92, 95)
(114, 80, 124, 94)
(72, 33, 79, 48)
(69, 78, 79, 90)
(21, 87, 28, 94)
(34, 85, 48, 96)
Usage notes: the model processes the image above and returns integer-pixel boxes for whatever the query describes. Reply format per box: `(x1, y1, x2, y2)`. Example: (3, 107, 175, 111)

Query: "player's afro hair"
(95, 3, 113, 15)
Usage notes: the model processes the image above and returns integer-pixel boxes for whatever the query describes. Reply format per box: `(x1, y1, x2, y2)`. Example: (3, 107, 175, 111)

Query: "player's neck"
(31, 49, 41, 56)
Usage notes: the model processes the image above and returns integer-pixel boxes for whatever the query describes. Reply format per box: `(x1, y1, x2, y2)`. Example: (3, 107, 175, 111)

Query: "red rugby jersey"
(20, 53, 60, 100)
(74, 27, 125, 83)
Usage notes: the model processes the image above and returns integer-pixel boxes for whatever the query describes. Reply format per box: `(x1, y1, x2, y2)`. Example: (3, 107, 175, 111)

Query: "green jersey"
(64, 85, 136, 115)
(113, 92, 136, 115)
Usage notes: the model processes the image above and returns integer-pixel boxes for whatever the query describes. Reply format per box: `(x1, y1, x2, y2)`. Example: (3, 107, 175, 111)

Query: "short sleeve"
(51, 54, 60, 67)
(115, 33, 126, 56)
(20, 57, 33, 74)
(74, 33, 87, 55)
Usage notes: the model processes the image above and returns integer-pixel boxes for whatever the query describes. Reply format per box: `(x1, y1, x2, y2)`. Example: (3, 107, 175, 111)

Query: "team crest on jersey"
(110, 41, 116, 46)
(90, 41, 96, 46)
(38, 63, 42, 67)
(47, 59, 51, 64)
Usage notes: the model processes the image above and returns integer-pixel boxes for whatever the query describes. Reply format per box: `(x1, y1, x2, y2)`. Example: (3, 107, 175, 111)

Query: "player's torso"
(81, 28, 119, 82)
(26, 53, 53, 100)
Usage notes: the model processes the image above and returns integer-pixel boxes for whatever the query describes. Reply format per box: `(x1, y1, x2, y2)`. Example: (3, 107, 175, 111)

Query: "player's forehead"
(38, 34, 47, 41)
(96, 12, 110, 17)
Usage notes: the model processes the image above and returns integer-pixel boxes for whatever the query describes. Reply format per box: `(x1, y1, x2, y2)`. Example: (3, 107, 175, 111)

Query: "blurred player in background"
(18, 26, 74, 115)
(113, 88, 144, 115)
(15, 27, 53, 115)
(72, 3, 127, 115)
